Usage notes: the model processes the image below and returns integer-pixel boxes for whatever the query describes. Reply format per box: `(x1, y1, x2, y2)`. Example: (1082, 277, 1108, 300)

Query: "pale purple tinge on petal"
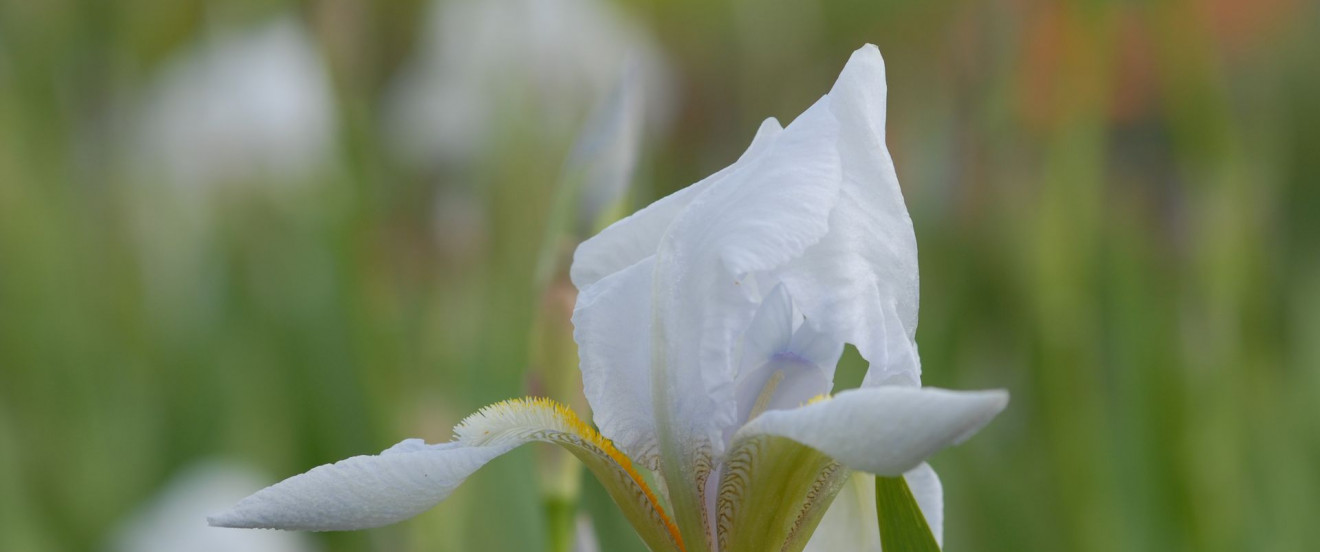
(109, 461, 317, 552)
(133, 14, 336, 193)
(208, 440, 511, 531)
(801, 464, 942, 552)
(383, 0, 673, 170)
(736, 386, 1008, 476)
(571, 45, 923, 462)
(729, 284, 842, 443)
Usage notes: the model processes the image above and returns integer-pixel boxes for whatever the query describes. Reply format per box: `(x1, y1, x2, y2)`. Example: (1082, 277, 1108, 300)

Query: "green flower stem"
(545, 495, 578, 552)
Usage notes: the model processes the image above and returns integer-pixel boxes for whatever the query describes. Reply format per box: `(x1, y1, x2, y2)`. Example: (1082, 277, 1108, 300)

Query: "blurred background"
(1, 0, 1317, 550)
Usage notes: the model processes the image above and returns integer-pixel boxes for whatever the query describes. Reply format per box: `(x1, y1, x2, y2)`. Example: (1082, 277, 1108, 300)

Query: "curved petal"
(207, 440, 508, 531)
(454, 398, 683, 552)
(572, 256, 660, 467)
(650, 100, 842, 547)
(570, 117, 784, 288)
(801, 465, 941, 552)
(211, 399, 684, 552)
(903, 462, 944, 546)
(651, 97, 842, 448)
(734, 386, 1008, 476)
(768, 44, 922, 387)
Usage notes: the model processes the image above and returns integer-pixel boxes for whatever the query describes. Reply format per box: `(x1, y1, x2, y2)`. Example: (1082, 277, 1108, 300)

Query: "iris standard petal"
(768, 44, 922, 388)
(206, 440, 509, 531)
(651, 97, 842, 452)
(734, 386, 1008, 476)
(650, 98, 842, 551)
(572, 256, 661, 467)
(570, 118, 784, 288)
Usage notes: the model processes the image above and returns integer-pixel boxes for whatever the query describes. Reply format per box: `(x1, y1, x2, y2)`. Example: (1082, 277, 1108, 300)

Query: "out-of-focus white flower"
(383, 0, 672, 169)
(574, 512, 601, 552)
(125, 15, 339, 331)
(133, 15, 337, 192)
(109, 461, 318, 552)
(210, 46, 1006, 552)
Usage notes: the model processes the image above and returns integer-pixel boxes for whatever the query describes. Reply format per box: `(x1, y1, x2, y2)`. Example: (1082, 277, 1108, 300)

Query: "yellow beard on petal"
(455, 397, 686, 551)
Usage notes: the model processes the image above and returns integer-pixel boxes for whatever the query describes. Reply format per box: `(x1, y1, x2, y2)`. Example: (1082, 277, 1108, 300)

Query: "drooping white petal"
(734, 386, 1008, 476)
(207, 440, 510, 531)
(570, 118, 784, 288)
(572, 256, 660, 466)
(768, 44, 922, 388)
(903, 462, 944, 545)
(801, 464, 942, 552)
(212, 399, 683, 551)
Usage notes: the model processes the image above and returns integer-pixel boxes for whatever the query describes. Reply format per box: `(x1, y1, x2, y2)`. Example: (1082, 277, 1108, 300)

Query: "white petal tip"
(205, 506, 289, 530)
(205, 511, 246, 529)
(949, 388, 1010, 445)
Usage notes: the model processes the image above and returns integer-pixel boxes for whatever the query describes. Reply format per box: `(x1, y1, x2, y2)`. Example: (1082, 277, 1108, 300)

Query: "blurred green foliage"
(1, 0, 1318, 551)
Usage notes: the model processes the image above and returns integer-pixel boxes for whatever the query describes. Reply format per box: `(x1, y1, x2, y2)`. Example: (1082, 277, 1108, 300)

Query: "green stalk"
(875, 475, 941, 551)
(545, 496, 578, 552)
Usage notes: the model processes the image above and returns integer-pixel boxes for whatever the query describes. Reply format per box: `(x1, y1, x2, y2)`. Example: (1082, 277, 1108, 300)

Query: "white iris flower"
(210, 45, 1007, 552)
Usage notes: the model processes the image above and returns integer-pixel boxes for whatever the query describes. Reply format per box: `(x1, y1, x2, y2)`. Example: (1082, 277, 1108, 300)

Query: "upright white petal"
(571, 118, 784, 288)
(647, 100, 842, 549)
(735, 386, 1008, 476)
(570, 118, 786, 465)
(768, 44, 922, 387)
(208, 441, 510, 531)
(572, 256, 660, 466)
(651, 99, 842, 461)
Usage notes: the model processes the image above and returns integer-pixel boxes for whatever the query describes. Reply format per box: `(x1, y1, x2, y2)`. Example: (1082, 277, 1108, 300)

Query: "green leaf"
(875, 475, 941, 551)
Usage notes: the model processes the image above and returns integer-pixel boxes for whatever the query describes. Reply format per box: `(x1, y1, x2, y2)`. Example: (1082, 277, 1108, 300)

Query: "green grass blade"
(875, 475, 941, 551)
